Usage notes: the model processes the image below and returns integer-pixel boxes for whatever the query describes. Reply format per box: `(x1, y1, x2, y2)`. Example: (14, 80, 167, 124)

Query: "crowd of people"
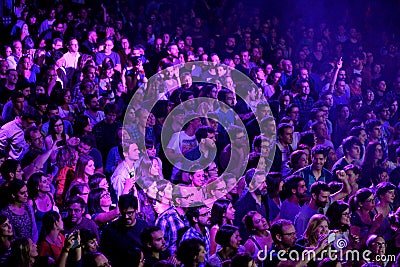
(0, 0, 400, 267)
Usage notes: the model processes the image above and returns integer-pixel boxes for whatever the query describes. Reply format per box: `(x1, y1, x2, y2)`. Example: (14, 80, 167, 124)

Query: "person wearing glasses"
(266, 219, 329, 267)
(360, 235, 390, 267)
(180, 204, 212, 266)
(63, 196, 99, 242)
(100, 194, 148, 267)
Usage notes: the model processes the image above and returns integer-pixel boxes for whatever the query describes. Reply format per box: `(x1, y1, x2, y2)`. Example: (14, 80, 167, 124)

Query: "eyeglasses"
(54, 123, 63, 128)
(282, 232, 297, 237)
(373, 242, 386, 247)
(177, 193, 194, 200)
(342, 212, 351, 217)
(121, 210, 136, 216)
(199, 210, 211, 217)
(31, 135, 44, 142)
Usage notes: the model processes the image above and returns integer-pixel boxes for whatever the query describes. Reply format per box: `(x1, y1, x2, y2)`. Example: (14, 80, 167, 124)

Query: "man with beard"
(83, 94, 105, 127)
(234, 169, 269, 240)
(280, 175, 307, 223)
(271, 123, 294, 177)
(294, 173, 350, 238)
(219, 36, 236, 61)
(63, 196, 99, 240)
(101, 194, 148, 267)
(158, 42, 180, 71)
(180, 204, 212, 266)
(184, 126, 216, 170)
(294, 181, 331, 238)
(140, 226, 173, 267)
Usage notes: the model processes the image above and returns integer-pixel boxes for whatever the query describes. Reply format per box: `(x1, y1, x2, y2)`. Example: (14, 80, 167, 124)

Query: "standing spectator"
(1, 179, 38, 243)
(100, 194, 148, 267)
(95, 39, 121, 72)
(280, 175, 307, 222)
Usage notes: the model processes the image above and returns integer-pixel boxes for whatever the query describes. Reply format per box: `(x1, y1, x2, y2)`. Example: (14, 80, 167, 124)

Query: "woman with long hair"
(209, 199, 235, 255)
(242, 211, 273, 266)
(207, 225, 242, 267)
(297, 214, 329, 248)
(57, 89, 75, 122)
(71, 155, 95, 186)
(177, 238, 207, 267)
(373, 182, 396, 241)
(73, 115, 92, 137)
(350, 188, 383, 249)
(266, 70, 283, 101)
(359, 142, 385, 188)
(44, 115, 69, 165)
(332, 104, 350, 148)
(1, 179, 38, 243)
(289, 150, 308, 174)
(55, 146, 78, 207)
(0, 215, 13, 263)
(88, 188, 119, 227)
(37, 211, 64, 262)
(27, 172, 58, 234)
(3, 238, 38, 267)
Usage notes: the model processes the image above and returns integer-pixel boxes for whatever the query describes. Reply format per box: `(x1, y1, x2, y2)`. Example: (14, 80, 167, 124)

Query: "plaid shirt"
(155, 206, 187, 255)
(180, 226, 210, 265)
(293, 95, 315, 126)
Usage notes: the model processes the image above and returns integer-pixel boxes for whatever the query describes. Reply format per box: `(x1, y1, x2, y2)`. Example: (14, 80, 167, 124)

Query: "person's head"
(103, 103, 118, 124)
(75, 154, 95, 180)
(364, 141, 384, 164)
(260, 116, 276, 138)
(266, 172, 283, 198)
(70, 183, 90, 203)
(186, 205, 211, 228)
(27, 172, 51, 199)
(210, 199, 235, 226)
(371, 166, 389, 186)
(366, 235, 386, 256)
(0, 159, 19, 182)
(270, 219, 296, 248)
(0, 215, 13, 238)
(188, 166, 206, 187)
(344, 164, 361, 185)
(375, 182, 396, 204)
(218, 89, 235, 107)
(67, 196, 86, 224)
(195, 126, 216, 148)
(48, 115, 65, 140)
(215, 224, 241, 249)
(312, 121, 328, 140)
(242, 211, 269, 235)
(342, 136, 362, 160)
(135, 156, 162, 179)
(365, 119, 382, 139)
(80, 229, 99, 253)
(9, 238, 38, 267)
(311, 145, 328, 171)
(289, 150, 308, 171)
(351, 188, 375, 212)
(40, 211, 63, 241)
(349, 126, 367, 145)
(118, 194, 139, 227)
(282, 175, 307, 200)
(303, 214, 329, 245)
(140, 226, 167, 252)
(277, 123, 294, 145)
(326, 201, 350, 231)
(68, 37, 79, 53)
(85, 252, 113, 267)
(297, 79, 310, 96)
(310, 181, 331, 208)
(177, 238, 206, 266)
